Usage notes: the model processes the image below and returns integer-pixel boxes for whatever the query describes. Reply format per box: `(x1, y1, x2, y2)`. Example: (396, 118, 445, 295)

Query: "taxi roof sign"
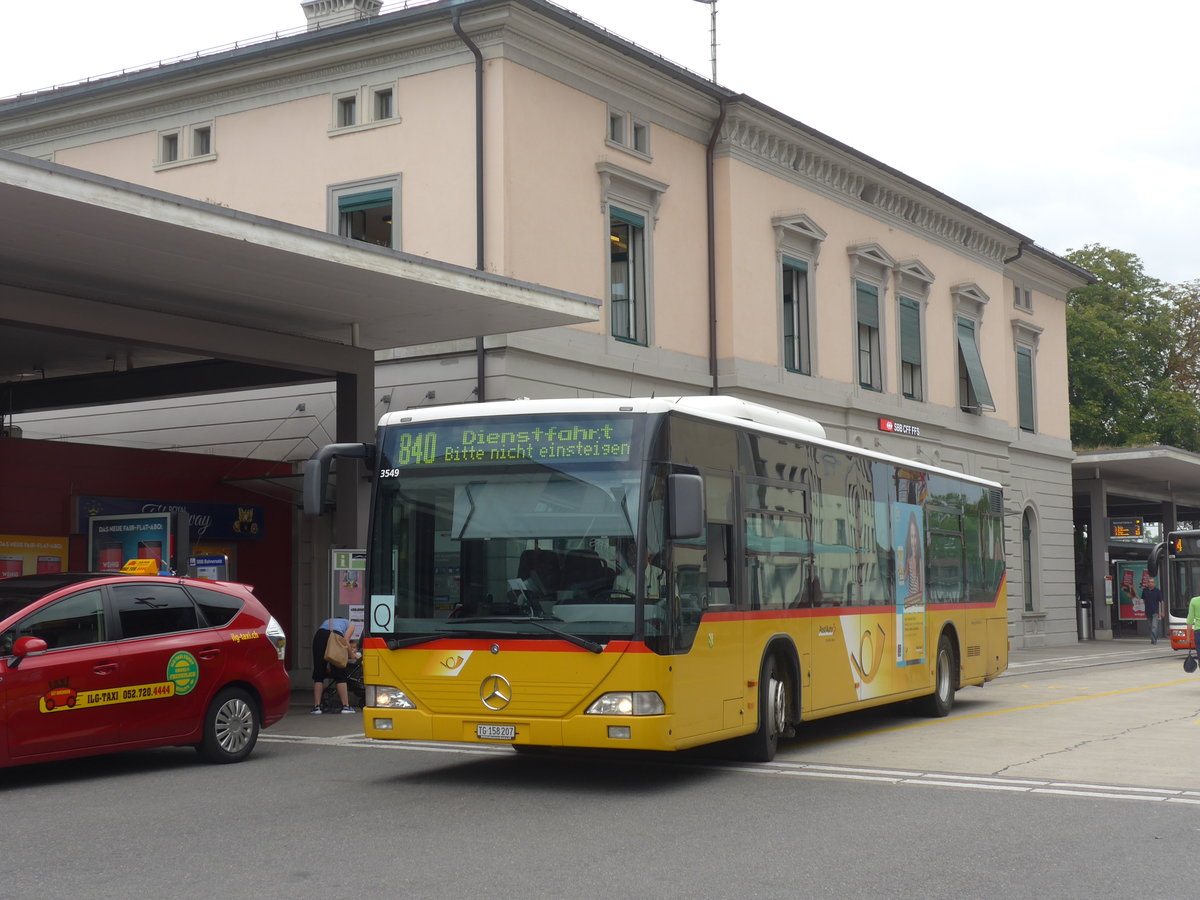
(119, 559, 161, 575)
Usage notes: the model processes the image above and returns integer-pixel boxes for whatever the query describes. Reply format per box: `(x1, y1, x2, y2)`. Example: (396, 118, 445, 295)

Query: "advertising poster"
(88, 513, 172, 573)
(331, 549, 366, 636)
(1116, 562, 1149, 621)
(0, 534, 69, 579)
(893, 502, 926, 667)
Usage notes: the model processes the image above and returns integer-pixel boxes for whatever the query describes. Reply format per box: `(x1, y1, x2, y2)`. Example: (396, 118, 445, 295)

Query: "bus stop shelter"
(0, 150, 599, 547)
(1073, 446, 1200, 638)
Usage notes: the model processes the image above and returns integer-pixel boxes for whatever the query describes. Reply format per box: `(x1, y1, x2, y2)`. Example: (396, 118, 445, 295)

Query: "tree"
(1064, 245, 1200, 450)
(1165, 279, 1200, 397)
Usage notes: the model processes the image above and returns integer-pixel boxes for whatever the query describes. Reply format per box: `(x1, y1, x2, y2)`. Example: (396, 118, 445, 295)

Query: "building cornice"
(719, 104, 1017, 268)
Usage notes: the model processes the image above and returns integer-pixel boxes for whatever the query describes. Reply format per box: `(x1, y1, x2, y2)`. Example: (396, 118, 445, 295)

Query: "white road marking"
(259, 733, 1200, 803)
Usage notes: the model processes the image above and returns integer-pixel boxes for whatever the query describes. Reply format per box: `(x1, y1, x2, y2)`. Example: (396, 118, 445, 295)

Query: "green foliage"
(1065, 245, 1200, 451)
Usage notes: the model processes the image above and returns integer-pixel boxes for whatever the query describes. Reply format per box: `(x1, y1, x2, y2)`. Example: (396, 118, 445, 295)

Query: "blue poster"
(88, 513, 172, 573)
(75, 496, 264, 541)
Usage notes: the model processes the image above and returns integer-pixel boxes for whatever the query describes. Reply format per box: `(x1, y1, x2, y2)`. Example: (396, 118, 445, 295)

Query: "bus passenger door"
(665, 525, 741, 739)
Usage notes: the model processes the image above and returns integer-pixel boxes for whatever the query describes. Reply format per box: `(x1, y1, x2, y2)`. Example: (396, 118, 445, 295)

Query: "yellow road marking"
(796, 678, 1197, 745)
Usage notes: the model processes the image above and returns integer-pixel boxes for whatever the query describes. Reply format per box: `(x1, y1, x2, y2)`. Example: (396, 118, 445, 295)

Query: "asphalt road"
(3, 639, 1196, 900)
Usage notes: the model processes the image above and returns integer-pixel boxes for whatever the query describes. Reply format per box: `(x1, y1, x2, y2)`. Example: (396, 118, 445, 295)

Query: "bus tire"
(740, 654, 788, 762)
(917, 634, 956, 717)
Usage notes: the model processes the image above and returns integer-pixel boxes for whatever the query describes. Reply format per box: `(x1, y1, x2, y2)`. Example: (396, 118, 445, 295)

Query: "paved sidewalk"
(1005, 636, 1179, 676)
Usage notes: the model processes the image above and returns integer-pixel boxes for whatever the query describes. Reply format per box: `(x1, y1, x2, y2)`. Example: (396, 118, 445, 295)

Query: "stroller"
(320, 656, 366, 713)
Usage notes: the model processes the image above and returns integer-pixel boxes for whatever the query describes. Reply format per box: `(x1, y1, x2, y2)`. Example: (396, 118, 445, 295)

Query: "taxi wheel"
(197, 687, 260, 764)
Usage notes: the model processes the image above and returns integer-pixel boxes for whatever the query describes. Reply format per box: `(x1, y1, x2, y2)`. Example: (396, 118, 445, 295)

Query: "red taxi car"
(0, 572, 290, 768)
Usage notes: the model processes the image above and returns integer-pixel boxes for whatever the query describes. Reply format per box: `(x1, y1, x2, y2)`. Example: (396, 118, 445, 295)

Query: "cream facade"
(0, 0, 1088, 646)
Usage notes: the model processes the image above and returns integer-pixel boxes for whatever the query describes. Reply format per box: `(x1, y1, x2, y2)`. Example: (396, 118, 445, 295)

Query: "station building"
(0, 0, 1091, 651)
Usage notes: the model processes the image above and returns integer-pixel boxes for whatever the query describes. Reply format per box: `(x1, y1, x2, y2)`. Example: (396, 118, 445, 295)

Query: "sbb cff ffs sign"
(878, 417, 920, 437)
(1109, 517, 1144, 539)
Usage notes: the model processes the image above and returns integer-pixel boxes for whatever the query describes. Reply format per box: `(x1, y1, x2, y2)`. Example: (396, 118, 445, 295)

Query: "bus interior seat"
(518, 548, 560, 592)
(560, 550, 612, 595)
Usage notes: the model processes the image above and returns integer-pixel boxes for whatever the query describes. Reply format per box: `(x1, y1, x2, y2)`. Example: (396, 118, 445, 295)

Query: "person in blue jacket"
(311, 616, 356, 714)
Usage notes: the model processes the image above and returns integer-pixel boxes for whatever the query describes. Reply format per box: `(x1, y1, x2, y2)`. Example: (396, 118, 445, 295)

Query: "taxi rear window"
(185, 585, 245, 628)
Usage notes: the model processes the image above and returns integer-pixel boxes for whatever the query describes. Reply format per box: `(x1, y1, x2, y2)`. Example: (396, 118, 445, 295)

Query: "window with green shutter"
(1017, 345, 1035, 431)
(782, 258, 810, 375)
(856, 282, 881, 391)
(899, 296, 922, 401)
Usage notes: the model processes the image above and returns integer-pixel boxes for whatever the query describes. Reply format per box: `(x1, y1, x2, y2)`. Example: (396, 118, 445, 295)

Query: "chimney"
(301, 0, 384, 31)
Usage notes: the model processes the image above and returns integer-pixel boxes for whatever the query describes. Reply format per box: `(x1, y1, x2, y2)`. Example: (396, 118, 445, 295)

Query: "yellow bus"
(305, 396, 1008, 761)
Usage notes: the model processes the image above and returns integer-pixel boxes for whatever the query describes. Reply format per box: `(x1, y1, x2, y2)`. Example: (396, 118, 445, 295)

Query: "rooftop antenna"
(692, 0, 718, 82)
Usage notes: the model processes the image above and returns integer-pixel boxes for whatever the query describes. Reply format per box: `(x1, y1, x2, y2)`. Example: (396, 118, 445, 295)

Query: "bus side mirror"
(668, 473, 705, 541)
(303, 443, 375, 516)
(1147, 542, 1166, 578)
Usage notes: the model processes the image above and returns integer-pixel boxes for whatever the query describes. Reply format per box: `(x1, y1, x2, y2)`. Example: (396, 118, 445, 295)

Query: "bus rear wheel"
(916, 634, 956, 717)
(740, 654, 789, 762)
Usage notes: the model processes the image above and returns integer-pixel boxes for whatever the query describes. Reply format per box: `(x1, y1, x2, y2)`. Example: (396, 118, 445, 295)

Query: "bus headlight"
(585, 692, 664, 716)
(367, 685, 416, 709)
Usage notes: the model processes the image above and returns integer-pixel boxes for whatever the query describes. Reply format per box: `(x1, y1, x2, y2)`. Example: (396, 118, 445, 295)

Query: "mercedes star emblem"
(480, 674, 512, 710)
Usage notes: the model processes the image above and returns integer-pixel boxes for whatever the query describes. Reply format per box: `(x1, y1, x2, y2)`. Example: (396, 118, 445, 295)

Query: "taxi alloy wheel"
(198, 687, 260, 764)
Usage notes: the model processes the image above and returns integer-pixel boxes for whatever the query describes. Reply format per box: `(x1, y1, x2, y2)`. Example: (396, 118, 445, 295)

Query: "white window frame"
(597, 162, 668, 347)
(192, 124, 213, 158)
(154, 122, 216, 171)
(330, 83, 402, 135)
(1012, 281, 1034, 312)
(951, 282, 994, 414)
(1012, 319, 1043, 433)
(372, 85, 395, 122)
(848, 243, 896, 394)
(335, 93, 358, 129)
(159, 130, 180, 165)
(774, 214, 826, 376)
(1021, 506, 1039, 613)
(327, 174, 402, 250)
(605, 106, 651, 160)
(894, 259, 934, 403)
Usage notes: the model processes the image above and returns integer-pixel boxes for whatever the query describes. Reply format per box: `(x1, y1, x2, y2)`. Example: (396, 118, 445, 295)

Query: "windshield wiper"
(384, 632, 454, 650)
(522, 619, 604, 654)
(435, 618, 605, 654)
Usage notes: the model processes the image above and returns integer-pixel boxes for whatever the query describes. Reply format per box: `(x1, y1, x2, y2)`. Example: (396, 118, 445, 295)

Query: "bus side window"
(706, 523, 731, 608)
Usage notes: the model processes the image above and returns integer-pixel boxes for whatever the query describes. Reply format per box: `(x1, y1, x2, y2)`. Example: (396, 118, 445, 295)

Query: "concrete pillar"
(333, 355, 375, 550)
(1088, 478, 1110, 638)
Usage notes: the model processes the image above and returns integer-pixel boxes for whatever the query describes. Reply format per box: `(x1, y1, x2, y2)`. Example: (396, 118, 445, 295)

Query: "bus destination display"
(382, 418, 635, 471)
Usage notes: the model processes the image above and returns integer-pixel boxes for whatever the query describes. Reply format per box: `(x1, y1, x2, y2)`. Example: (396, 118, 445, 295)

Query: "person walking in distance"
(1141, 576, 1162, 645)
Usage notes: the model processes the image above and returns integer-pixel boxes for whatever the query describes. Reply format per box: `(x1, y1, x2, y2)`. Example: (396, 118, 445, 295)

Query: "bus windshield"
(368, 414, 657, 645)
(1167, 556, 1200, 620)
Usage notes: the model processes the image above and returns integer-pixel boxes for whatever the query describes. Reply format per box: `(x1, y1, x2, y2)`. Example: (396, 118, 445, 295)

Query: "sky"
(3, 0, 1198, 283)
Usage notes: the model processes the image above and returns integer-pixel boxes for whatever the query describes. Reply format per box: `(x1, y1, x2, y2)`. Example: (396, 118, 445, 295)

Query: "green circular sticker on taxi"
(167, 651, 199, 696)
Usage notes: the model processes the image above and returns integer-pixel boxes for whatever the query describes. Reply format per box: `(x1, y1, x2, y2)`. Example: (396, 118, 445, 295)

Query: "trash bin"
(1077, 599, 1093, 640)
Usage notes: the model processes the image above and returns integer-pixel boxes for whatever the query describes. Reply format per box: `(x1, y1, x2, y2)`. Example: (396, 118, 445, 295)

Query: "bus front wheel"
(916, 634, 956, 717)
(740, 654, 788, 762)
